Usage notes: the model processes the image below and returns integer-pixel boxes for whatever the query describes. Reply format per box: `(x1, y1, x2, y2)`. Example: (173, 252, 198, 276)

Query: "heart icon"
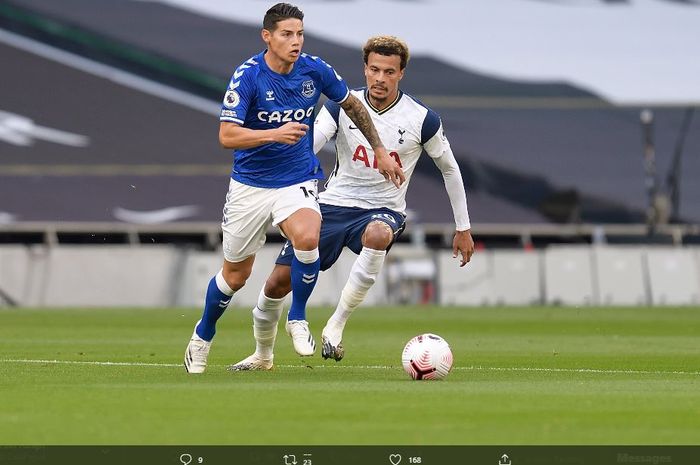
(389, 454, 402, 465)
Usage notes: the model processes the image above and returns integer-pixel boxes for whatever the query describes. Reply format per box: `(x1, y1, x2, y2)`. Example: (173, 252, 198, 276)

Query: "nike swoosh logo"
(348, 125, 358, 130)
(112, 205, 199, 224)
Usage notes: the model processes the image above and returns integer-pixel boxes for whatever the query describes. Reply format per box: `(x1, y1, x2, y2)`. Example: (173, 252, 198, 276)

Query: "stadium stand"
(1, 1, 699, 307)
(2, 0, 698, 234)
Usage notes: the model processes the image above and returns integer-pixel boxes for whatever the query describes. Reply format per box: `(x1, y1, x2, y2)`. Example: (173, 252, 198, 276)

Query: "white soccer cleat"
(228, 353, 274, 371)
(285, 320, 316, 356)
(321, 323, 345, 361)
(184, 321, 211, 374)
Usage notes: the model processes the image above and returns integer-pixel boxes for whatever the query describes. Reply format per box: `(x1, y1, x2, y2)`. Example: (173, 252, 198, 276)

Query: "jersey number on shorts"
(300, 186, 319, 201)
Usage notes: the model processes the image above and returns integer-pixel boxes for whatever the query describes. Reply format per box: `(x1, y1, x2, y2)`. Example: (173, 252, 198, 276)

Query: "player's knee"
(264, 275, 291, 299)
(291, 232, 319, 251)
(222, 268, 250, 292)
(362, 221, 393, 250)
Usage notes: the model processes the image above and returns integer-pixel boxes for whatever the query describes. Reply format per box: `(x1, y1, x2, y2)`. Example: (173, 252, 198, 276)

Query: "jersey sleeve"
(313, 101, 340, 153)
(421, 108, 445, 156)
(314, 57, 349, 104)
(425, 121, 471, 231)
(220, 62, 257, 125)
(420, 108, 442, 148)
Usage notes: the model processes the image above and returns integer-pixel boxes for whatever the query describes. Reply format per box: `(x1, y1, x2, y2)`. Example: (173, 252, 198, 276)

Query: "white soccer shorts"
(221, 178, 320, 263)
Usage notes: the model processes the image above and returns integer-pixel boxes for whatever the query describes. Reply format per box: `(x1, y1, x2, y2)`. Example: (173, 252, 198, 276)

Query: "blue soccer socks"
(287, 248, 320, 321)
(196, 269, 234, 341)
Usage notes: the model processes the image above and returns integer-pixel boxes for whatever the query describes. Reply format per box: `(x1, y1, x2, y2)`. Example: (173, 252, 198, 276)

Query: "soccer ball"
(401, 333, 453, 380)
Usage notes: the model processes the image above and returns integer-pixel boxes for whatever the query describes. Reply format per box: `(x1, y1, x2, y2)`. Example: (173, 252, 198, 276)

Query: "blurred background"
(1, 0, 699, 307)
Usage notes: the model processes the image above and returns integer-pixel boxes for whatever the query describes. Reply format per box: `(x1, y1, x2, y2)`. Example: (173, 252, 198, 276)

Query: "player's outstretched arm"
(340, 94, 405, 188)
(434, 151, 474, 266)
(219, 121, 309, 150)
(426, 130, 474, 266)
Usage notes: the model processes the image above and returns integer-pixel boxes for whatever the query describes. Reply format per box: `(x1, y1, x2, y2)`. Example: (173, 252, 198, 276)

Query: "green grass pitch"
(0, 306, 698, 445)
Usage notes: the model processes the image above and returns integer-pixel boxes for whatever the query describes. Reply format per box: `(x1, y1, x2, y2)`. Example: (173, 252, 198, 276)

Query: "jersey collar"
(364, 88, 403, 115)
(259, 49, 298, 77)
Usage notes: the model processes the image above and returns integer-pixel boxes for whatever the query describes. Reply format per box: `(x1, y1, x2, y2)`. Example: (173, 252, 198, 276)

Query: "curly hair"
(362, 36, 410, 70)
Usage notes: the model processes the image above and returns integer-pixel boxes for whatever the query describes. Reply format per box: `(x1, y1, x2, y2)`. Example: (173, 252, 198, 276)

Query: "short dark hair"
(263, 3, 304, 31)
(363, 36, 410, 70)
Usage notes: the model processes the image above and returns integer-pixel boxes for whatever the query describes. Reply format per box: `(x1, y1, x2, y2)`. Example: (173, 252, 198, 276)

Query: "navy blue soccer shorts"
(275, 204, 406, 271)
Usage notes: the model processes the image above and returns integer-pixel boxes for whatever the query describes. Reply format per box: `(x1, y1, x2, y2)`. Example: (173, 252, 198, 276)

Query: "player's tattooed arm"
(340, 94, 384, 150)
(340, 94, 406, 187)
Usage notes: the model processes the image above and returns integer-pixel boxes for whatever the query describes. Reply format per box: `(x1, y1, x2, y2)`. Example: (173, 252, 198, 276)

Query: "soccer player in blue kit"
(229, 36, 474, 371)
(184, 4, 405, 373)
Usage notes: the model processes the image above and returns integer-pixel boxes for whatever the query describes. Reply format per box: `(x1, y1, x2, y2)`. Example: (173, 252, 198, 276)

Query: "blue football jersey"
(219, 51, 350, 188)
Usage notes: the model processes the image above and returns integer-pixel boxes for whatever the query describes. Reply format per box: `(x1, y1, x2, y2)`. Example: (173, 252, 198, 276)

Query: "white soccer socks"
(252, 289, 284, 360)
(326, 247, 387, 337)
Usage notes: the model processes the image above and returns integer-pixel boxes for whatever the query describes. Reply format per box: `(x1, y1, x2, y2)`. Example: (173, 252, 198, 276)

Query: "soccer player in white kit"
(229, 35, 473, 370)
(184, 6, 404, 373)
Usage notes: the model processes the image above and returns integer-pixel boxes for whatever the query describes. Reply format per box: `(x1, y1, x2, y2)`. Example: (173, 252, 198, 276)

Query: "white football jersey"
(314, 89, 449, 214)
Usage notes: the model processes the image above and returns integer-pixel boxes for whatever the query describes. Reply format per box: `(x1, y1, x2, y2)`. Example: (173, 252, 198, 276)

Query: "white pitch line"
(461, 365, 700, 376)
(2, 359, 699, 376)
(1, 359, 182, 368)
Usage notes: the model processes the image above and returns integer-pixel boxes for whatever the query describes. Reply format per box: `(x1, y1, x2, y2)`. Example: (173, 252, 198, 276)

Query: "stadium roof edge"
(0, 28, 220, 115)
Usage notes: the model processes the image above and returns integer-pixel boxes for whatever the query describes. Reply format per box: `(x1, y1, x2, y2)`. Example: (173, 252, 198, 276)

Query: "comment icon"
(180, 453, 193, 465)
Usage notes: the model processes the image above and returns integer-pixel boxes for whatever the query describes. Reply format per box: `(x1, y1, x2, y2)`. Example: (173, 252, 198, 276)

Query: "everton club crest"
(301, 80, 316, 98)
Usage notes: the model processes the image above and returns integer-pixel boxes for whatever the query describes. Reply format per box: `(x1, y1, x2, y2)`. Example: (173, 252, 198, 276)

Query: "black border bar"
(0, 446, 697, 465)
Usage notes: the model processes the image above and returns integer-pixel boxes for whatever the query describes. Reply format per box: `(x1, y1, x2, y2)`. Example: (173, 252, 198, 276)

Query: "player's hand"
(375, 147, 405, 188)
(273, 122, 309, 145)
(453, 229, 474, 267)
